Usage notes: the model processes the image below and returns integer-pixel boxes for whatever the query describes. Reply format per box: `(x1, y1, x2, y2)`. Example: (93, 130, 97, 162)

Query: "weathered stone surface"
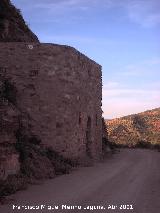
(0, 42, 102, 162)
(0, 78, 21, 181)
(0, 152, 20, 181)
(0, 0, 103, 198)
(0, 103, 19, 143)
(0, 0, 39, 42)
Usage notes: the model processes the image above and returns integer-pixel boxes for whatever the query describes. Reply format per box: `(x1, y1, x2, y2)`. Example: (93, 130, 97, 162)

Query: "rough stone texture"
(0, 0, 39, 42)
(0, 147, 20, 181)
(0, 43, 102, 166)
(0, 0, 103, 197)
(0, 78, 20, 180)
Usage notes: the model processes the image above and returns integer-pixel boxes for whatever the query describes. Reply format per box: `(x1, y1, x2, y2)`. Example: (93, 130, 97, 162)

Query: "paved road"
(1, 149, 160, 213)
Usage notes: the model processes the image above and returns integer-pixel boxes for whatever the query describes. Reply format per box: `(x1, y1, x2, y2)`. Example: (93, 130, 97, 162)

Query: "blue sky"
(12, 0, 160, 118)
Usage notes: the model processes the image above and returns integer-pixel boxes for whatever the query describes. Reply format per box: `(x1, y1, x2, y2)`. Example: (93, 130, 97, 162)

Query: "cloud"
(103, 81, 120, 89)
(17, 0, 113, 25)
(101, 0, 160, 28)
(34, 0, 96, 11)
(121, 66, 147, 77)
(102, 81, 160, 118)
(120, 57, 160, 76)
(143, 57, 160, 65)
(13, 0, 115, 15)
(39, 34, 117, 46)
(40, 35, 97, 43)
(103, 87, 160, 98)
(102, 99, 160, 119)
(13, 0, 160, 28)
(12, 0, 95, 20)
(123, 0, 160, 28)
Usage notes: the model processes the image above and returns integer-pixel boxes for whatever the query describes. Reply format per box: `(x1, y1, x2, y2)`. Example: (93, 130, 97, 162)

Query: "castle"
(0, 43, 102, 160)
(0, 0, 103, 183)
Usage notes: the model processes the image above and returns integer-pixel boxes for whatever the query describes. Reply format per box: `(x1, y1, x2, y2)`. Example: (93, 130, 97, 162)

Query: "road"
(0, 149, 160, 213)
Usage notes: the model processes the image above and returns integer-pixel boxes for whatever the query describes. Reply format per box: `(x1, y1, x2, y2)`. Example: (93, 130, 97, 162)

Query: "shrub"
(136, 140, 151, 149)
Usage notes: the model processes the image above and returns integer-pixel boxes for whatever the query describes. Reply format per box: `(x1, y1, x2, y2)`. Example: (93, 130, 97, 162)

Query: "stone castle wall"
(0, 43, 102, 163)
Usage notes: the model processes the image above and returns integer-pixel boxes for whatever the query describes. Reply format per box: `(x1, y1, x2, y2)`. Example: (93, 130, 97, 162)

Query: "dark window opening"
(79, 112, 82, 124)
(96, 114, 98, 126)
(86, 116, 92, 158)
(88, 69, 91, 77)
(29, 69, 39, 77)
(1, 79, 17, 105)
(56, 122, 63, 128)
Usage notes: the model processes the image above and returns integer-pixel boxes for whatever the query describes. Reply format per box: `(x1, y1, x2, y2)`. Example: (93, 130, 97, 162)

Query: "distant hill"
(0, 0, 39, 42)
(106, 108, 160, 147)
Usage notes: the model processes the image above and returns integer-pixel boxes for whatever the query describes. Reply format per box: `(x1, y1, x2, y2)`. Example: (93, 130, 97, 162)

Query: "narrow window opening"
(86, 116, 92, 158)
(96, 114, 98, 126)
(79, 112, 82, 125)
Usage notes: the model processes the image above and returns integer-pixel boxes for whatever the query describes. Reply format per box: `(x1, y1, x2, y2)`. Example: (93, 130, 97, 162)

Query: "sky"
(12, 0, 160, 119)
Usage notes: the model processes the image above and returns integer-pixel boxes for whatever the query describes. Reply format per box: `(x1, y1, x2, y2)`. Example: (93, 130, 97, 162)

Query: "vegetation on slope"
(0, 0, 39, 42)
(106, 108, 160, 148)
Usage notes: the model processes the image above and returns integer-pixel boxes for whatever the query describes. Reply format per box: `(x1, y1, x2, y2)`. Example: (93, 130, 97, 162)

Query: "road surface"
(0, 149, 160, 213)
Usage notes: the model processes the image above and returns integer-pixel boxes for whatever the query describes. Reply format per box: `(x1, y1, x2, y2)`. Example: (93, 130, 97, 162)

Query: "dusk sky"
(12, 0, 160, 119)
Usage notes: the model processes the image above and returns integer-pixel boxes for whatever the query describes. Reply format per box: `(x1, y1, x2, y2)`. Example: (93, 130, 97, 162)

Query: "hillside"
(0, 0, 39, 42)
(106, 108, 160, 147)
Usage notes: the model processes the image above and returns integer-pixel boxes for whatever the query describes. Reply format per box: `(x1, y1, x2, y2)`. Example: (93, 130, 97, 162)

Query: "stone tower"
(0, 1, 102, 184)
(0, 43, 102, 161)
